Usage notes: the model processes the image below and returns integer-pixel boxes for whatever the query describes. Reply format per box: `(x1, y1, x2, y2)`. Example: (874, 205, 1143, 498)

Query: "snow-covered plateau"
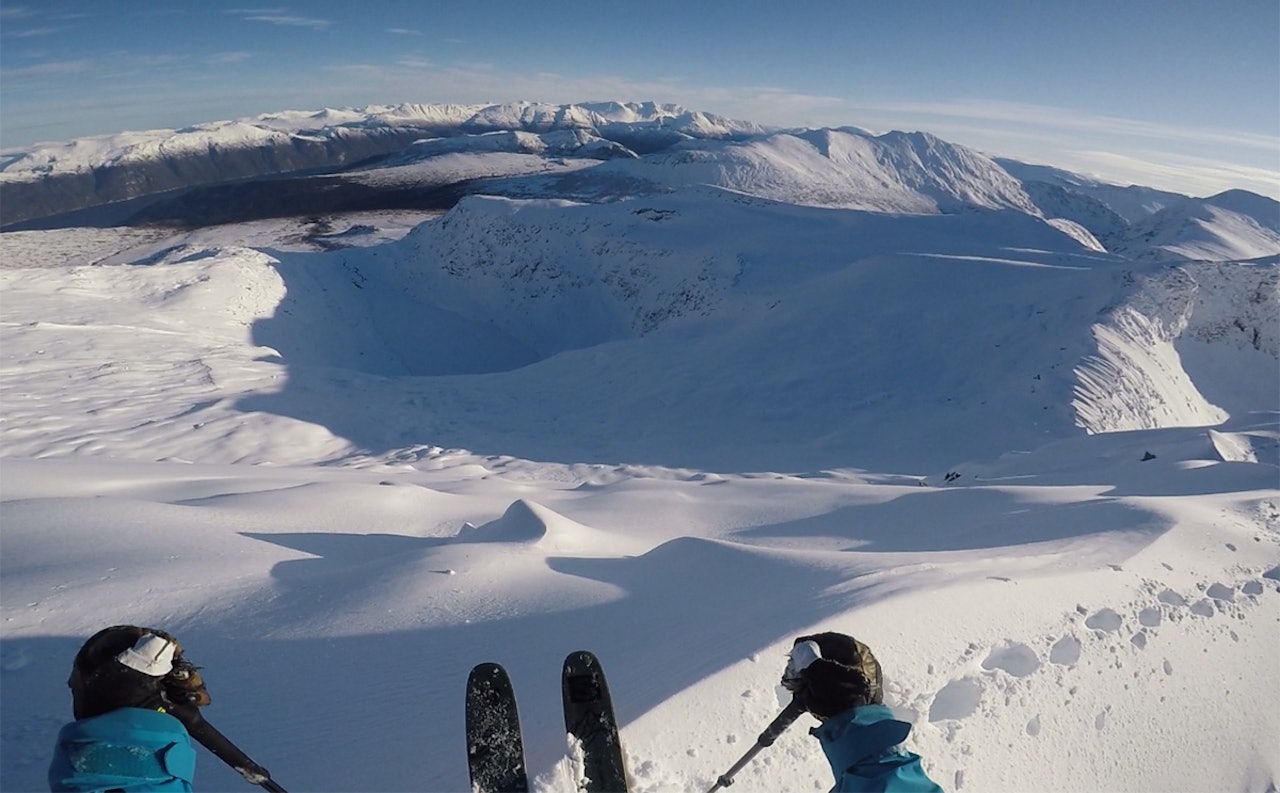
(1, 102, 1278, 793)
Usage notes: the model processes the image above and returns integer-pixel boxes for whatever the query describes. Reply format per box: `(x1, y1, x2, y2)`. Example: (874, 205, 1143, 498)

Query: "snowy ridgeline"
(0, 101, 762, 178)
(4, 99, 1278, 269)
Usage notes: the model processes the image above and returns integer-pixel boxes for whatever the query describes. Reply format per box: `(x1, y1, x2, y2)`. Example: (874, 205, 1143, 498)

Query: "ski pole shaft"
(169, 706, 288, 792)
(706, 700, 805, 793)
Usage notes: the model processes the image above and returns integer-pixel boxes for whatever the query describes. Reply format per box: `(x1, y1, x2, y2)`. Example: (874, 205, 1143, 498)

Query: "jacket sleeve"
(811, 704, 943, 793)
(48, 708, 196, 793)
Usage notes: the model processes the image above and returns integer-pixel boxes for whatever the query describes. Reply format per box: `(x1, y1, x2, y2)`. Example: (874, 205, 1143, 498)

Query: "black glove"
(781, 631, 883, 719)
(68, 625, 211, 720)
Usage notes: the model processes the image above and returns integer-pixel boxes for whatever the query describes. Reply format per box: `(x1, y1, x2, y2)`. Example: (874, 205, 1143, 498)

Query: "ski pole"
(169, 705, 288, 792)
(705, 699, 805, 792)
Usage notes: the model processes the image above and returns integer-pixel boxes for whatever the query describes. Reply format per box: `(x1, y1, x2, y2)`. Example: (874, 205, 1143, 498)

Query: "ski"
(561, 650, 628, 793)
(466, 662, 530, 793)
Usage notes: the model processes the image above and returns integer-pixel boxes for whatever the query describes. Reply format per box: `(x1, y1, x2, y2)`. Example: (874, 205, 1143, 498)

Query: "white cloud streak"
(244, 14, 330, 29)
(7, 26, 61, 38)
(2, 59, 94, 78)
(208, 51, 253, 66)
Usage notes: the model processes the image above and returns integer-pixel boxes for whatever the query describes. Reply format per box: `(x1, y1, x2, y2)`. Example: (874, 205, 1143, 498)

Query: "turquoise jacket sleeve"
(48, 708, 196, 793)
(811, 704, 943, 793)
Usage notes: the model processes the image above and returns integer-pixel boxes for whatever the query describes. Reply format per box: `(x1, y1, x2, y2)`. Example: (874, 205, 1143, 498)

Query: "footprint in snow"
(1189, 599, 1217, 617)
(980, 642, 1041, 678)
(1205, 582, 1235, 601)
(928, 677, 983, 722)
(1049, 635, 1082, 666)
(1084, 607, 1123, 632)
(1025, 714, 1042, 737)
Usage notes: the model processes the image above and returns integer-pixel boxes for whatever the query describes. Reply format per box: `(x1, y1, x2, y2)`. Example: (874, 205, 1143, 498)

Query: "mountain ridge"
(2, 101, 1276, 267)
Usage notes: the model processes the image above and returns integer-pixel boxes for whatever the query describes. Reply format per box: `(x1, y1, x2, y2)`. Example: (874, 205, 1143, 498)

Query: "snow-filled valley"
(1, 103, 1278, 793)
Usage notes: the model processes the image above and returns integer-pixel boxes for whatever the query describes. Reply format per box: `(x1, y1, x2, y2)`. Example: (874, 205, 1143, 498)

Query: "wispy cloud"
(387, 28, 422, 36)
(1063, 150, 1280, 199)
(208, 51, 253, 66)
(242, 14, 330, 29)
(2, 59, 94, 78)
(6, 26, 61, 38)
(0, 5, 36, 18)
(855, 99, 1279, 154)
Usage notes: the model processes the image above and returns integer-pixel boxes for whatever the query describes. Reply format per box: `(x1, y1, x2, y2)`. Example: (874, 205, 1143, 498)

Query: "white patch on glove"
(784, 640, 822, 686)
(115, 633, 177, 677)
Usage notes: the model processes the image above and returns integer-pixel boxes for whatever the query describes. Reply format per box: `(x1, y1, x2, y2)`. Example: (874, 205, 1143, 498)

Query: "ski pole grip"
(705, 700, 806, 792)
(169, 706, 288, 792)
(757, 700, 805, 747)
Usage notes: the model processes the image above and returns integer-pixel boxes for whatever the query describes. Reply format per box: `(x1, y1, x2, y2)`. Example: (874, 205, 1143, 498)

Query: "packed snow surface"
(1, 192, 1277, 793)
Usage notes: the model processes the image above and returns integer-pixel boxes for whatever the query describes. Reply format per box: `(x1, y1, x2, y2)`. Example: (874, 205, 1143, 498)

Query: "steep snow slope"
(1018, 180, 1131, 246)
(1074, 260, 1279, 433)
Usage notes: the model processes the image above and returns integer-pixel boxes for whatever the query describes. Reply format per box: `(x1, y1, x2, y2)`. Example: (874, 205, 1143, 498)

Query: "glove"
(781, 631, 883, 719)
(67, 625, 211, 720)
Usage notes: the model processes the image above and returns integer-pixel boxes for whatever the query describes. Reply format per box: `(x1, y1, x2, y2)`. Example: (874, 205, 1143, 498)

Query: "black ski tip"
(466, 662, 529, 793)
(562, 649, 602, 670)
(469, 661, 508, 683)
(561, 650, 628, 792)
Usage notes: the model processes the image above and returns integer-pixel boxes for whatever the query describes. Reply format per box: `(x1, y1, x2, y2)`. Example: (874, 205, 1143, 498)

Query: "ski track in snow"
(1, 202, 1278, 792)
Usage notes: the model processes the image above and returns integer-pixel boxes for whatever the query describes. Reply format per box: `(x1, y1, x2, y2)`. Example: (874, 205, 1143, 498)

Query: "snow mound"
(464, 499, 647, 554)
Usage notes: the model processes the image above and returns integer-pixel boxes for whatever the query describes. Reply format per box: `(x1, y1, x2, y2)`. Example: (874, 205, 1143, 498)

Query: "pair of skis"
(466, 650, 628, 793)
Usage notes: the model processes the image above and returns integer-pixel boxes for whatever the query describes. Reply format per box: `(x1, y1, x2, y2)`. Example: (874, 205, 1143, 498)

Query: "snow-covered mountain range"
(1, 101, 1277, 792)
(0, 102, 760, 226)
(3, 101, 1276, 266)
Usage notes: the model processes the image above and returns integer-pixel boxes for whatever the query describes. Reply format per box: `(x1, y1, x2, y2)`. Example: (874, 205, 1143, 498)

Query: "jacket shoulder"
(49, 709, 195, 793)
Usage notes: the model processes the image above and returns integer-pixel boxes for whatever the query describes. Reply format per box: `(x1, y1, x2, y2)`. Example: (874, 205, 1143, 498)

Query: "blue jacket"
(812, 705, 943, 792)
(48, 708, 195, 793)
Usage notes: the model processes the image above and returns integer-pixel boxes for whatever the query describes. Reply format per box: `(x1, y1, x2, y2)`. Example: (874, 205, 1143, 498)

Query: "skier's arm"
(782, 632, 942, 793)
(49, 627, 210, 793)
(811, 704, 942, 793)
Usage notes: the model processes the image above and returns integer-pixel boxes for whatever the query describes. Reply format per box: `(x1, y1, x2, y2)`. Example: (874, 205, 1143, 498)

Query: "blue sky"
(1, 0, 1277, 197)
